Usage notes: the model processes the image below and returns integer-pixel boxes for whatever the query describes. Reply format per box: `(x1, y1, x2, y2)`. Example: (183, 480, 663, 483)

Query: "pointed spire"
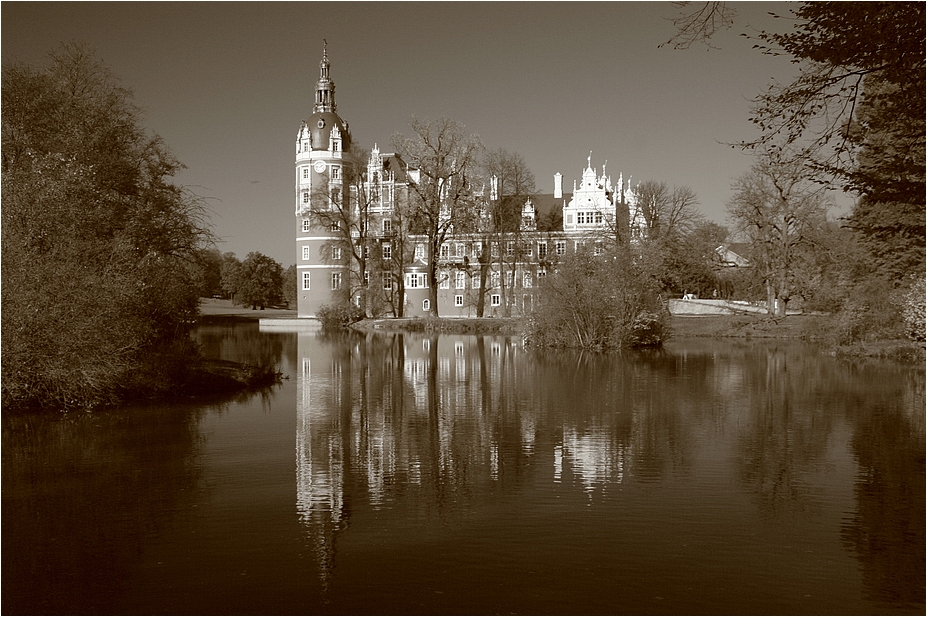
(313, 40, 336, 113)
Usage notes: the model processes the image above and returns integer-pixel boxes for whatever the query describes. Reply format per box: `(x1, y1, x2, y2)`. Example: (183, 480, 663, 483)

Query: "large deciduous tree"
(392, 117, 483, 316)
(476, 148, 537, 316)
(631, 180, 706, 295)
(2, 43, 213, 410)
(727, 150, 831, 316)
(237, 252, 283, 310)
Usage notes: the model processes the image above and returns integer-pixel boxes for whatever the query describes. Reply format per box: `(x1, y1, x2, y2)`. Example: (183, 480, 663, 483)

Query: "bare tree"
(633, 180, 702, 242)
(659, 1, 736, 50)
(304, 145, 370, 312)
(392, 117, 483, 316)
(477, 148, 537, 316)
(727, 149, 831, 316)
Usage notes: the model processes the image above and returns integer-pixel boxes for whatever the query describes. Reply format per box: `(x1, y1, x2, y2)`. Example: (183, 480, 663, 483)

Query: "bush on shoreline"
(524, 248, 669, 350)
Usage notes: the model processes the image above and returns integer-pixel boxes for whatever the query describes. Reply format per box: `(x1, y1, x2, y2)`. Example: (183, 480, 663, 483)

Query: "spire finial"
(313, 40, 336, 113)
(588, 151, 592, 168)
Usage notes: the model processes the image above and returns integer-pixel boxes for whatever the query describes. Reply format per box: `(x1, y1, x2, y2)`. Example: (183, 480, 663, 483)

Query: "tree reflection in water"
(293, 332, 923, 611)
(6, 325, 919, 614)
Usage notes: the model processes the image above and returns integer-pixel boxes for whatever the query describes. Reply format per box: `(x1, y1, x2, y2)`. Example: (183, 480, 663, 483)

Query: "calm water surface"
(3, 323, 924, 615)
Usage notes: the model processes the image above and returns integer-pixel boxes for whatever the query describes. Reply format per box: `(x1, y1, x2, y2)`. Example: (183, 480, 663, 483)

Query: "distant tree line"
(195, 249, 294, 311)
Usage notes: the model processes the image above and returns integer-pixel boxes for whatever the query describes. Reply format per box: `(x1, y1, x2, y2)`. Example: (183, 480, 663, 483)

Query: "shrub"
(317, 302, 365, 330)
(525, 247, 668, 350)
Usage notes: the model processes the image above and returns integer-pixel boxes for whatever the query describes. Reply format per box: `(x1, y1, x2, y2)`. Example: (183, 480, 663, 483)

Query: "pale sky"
(3, 2, 829, 266)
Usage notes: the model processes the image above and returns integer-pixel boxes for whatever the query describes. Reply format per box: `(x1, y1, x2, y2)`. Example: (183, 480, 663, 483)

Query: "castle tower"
(295, 42, 353, 318)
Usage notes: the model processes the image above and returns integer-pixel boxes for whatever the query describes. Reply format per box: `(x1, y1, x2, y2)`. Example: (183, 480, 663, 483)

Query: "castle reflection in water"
(293, 331, 638, 578)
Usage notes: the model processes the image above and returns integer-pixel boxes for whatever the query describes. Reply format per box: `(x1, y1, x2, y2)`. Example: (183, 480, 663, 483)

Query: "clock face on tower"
(314, 160, 327, 173)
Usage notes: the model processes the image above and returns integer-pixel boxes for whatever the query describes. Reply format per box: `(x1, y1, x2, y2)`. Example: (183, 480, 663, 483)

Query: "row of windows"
(300, 218, 393, 234)
(300, 272, 344, 291)
(575, 211, 604, 225)
(299, 164, 341, 180)
(299, 138, 342, 153)
(421, 294, 501, 312)
(301, 271, 541, 303)
(302, 241, 597, 265)
(297, 234, 581, 261)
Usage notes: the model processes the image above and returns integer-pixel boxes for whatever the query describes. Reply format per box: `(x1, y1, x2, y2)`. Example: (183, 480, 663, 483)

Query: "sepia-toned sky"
(4, 2, 830, 266)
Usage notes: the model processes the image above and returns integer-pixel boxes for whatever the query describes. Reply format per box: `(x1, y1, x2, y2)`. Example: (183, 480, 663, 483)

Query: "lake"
(3, 323, 924, 615)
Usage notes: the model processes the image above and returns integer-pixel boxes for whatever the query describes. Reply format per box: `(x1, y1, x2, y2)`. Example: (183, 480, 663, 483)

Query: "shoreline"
(195, 300, 924, 364)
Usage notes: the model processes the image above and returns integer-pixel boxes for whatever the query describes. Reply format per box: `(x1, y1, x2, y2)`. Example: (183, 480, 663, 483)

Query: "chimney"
(554, 172, 562, 199)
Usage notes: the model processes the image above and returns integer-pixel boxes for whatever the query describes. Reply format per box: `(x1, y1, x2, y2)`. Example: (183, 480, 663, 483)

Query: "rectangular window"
(382, 218, 391, 233)
(471, 273, 481, 289)
(302, 219, 311, 232)
(302, 167, 309, 180)
(440, 244, 449, 259)
(455, 271, 466, 289)
(491, 294, 501, 307)
(303, 192, 310, 204)
(506, 242, 515, 256)
(331, 166, 341, 180)
(538, 242, 548, 258)
(331, 272, 341, 290)
(491, 271, 500, 288)
(331, 246, 341, 261)
(439, 271, 450, 289)
(330, 222, 339, 232)
(382, 243, 391, 260)
(506, 271, 514, 287)
(538, 268, 547, 278)
(414, 244, 425, 260)
(455, 295, 464, 307)
(522, 242, 532, 257)
(523, 273, 533, 288)
(577, 212, 586, 225)
(593, 243, 602, 256)
(555, 241, 566, 255)
(382, 272, 392, 290)
(302, 272, 311, 290)
(491, 242, 499, 258)
(455, 243, 465, 257)
(595, 211, 603, 224)
(364, 271, 369, 286)
(405, 273, 428, 289)
(302, 246, 310, 260)
(364, 245, 369, 260)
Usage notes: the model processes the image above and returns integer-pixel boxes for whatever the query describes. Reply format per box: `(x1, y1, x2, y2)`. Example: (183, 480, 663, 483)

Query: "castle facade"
(295, 46, 646, 319)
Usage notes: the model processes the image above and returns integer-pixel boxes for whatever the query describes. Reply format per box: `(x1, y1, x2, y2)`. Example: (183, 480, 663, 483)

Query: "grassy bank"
(349, 313, 924, 363)
(674, 314, 924, 363)
(351, 317, 522, 335)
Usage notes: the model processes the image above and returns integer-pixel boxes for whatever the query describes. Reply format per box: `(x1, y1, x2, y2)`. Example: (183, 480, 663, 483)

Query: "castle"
(295, 45, 646, 319)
